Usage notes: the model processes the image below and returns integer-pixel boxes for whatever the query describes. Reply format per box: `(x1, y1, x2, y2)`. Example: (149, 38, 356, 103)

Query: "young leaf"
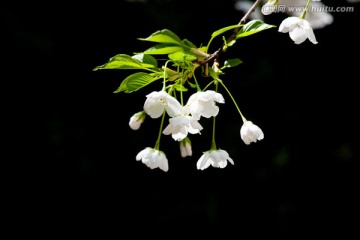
(114, 72, 161, 93)
(211, 25, 242, 39)
(206, 24, 243, 53)
(224, 59, 243, 68)
(173, 84, 188, 92)
(143, 43, 183, 55)
(138, 29, 182, 44)
(168, 52, 197, 62)
(208, 67, 218, 80)
(236, 20, 275, 39)
(132, 54, 158, 67)
(93, 54, 155, 70)
(187, 80, 197, 89)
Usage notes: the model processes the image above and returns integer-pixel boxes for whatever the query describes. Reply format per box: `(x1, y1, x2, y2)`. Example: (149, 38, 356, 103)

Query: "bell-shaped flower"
(278, 0, 333, 30)
(179, 138, 192, 158)
(240, 121, 264, 145)
(163, 114, 203, 141)
(129, 111, 146, 130)
(144, 91, 182, 118)
(261, 0, 278, 15)
(136, 147, 169, 172)
(279, 17, 317, 44)
(196, 149, 234, 170)
(185, 90, 225, 120)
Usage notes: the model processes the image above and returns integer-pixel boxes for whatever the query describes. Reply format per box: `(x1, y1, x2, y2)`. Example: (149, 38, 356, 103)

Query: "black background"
(3, 0, 359, 237)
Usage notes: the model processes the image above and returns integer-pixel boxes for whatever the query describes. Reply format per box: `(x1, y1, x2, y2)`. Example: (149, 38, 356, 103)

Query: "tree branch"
(200, 0, 262, 65)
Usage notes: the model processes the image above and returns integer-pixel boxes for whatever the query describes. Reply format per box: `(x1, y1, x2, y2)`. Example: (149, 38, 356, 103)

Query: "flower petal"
(164, 95, 182, 117)
(306, 26, 318, 44)
(279, 17, 300, 33)
(289, 26, 308, 44)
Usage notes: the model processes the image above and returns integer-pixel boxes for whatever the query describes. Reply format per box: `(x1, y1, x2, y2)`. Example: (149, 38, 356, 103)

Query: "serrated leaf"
(93, 54, 155, 70)
(224, 58, 243, 68)
(236, 20, 275, 39)
(114, 72, 161, 93)
(143, 43, 184, 55)
(132, 54, 158, 67)
(168, 52, 197, 62)
(138, 29, 182, 44)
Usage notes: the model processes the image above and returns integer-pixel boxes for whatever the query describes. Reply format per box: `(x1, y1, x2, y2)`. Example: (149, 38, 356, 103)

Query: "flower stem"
(300, 0, 311, 19)
(202, 80, 215, 91)
(192, 68, 201, 92)
(211, 112, 217, 150)
(218, 79, 247, 123)
(162, 60, 171, 91)
(154, 111, 166, 150)
(210, 82, 219, 150)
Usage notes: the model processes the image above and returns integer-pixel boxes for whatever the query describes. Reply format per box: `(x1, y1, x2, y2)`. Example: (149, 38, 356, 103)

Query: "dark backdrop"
(3, 0, 359, 237)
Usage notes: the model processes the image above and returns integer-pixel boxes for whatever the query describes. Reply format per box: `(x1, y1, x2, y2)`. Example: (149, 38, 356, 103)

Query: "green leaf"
(168, 52, 197, 62)
(224, 58, 243, 68)
(208, 67, 218, 80)
(143, 43, 184, 55)
(211, 24, 242, 39)
(114, 72, 161, 93)
(173, 84, 188, 92)
(182, 39, 197, 48)
(132, 54, 158, 67)
(236, 20, 275, 39)
(93, 54, 155, 70)
(138, 29, 182, 44)
(197, 46, 208, 53)
(187, 81, 197, 89)
(227, 39, 237, 47)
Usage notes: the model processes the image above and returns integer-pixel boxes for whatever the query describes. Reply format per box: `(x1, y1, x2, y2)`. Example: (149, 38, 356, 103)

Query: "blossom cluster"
(131, 90, 264, 172)
(96, 0, 323, 173)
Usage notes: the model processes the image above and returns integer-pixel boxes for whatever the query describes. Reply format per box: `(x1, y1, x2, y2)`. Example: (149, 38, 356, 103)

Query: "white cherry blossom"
(163, 115, 203, 141)
(144, 91, 182, 118)
(261, 1, 278, 15)
(278, 0, 333, 30)
(196, 149, 234, 170)
(136, 147, 169, 172)
(185, 90, 225, 120)
(279, 17, 317, 44)
(240, 121, 264, 145)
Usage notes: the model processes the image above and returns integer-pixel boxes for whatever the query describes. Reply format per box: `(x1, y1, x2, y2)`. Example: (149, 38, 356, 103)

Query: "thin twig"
(200, 0, 262, 65)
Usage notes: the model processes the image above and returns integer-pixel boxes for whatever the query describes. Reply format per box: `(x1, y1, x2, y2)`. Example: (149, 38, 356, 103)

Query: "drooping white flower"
(129, 111, 146, 130)
(278, 0, 333, 30)
(240, 121, 264, 145)
(197, 149, 234, 170)
(144, 91, 182, 118)
(163, 115, 203, 141)
(185, 90, 225, 120)
(279, 17, 317, 44)
(136, 147, 169, 172)
(261, 0, 278, 15)
(180, 138, 192, 158)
